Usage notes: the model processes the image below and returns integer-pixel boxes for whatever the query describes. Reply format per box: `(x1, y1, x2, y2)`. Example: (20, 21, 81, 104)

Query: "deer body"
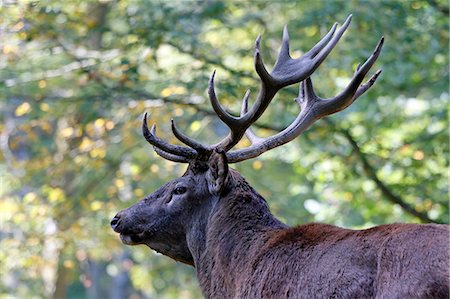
(194, 174, 448, 298)
(114, 167, 449, 298)
(111, 16, 450, 298)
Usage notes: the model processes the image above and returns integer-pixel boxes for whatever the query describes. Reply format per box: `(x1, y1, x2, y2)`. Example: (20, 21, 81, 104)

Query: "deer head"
(110, 150, 231, 265)
(110, 15, 383, 266)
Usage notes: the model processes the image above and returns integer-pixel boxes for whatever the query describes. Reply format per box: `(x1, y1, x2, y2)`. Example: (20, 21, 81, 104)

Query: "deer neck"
(186, 177, 286, 297)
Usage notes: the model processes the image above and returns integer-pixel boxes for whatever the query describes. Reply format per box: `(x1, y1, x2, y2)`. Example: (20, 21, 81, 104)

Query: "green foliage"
(1, 0, 448, 298)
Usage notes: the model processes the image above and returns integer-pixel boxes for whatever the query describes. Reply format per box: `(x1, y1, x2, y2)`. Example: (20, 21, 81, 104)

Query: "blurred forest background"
(0, 0, 448, 298)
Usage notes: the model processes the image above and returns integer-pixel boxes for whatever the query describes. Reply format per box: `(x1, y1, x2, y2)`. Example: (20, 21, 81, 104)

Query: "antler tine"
(304, 23, 338, 59)
(213, 16, 352, 153)
(226, 36, 384, 163)
(153, 147, 191, 163)
(171, 119, 210, 153)
(142, 112, 197, 161)
(208, 70, 242, 128)
(315, 36, 384, 116)
(354, 69, 382, 99)
(306, 15, 352, 71)
(240, 93, 264, 144)
(208, 71, 253, 151)
(270, 15, 352, 87)
(254, 34, 273, 85)
(278, 25, 291, 62)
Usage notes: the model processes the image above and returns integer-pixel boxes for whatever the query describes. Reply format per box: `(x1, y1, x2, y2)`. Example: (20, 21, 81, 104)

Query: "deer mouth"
(120, 232, 145, 245)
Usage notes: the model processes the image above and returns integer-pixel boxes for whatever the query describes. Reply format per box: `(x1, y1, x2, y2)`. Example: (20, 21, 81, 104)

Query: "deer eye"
(173, 186, 187, 195)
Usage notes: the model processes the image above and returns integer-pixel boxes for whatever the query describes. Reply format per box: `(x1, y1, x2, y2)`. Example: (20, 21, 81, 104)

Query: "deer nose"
(110, 213, 122, 232)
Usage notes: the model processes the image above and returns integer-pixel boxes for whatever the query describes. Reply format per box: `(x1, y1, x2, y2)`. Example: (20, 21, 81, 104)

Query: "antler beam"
(142, 16, 384, 164)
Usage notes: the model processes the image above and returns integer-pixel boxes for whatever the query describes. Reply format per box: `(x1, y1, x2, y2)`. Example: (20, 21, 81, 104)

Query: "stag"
(111, 16, 449, 298)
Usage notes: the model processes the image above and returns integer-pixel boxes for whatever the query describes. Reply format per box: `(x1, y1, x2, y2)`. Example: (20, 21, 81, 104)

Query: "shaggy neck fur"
(186, 170, 286, 298)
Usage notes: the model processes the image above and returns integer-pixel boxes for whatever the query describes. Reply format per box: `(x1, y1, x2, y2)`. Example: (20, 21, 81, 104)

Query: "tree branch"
(165, 41, 255, 80)
(324, 118, 440, 224)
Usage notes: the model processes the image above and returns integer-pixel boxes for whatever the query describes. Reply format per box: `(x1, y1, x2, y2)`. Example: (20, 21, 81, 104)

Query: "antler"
(142, 15, 383, 164)
(227, 37, 384, 163)
(208, 15, 353, 152)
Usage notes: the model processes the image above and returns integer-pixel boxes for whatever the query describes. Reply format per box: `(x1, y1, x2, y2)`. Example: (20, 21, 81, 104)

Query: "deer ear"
(206, 149, 229, 196)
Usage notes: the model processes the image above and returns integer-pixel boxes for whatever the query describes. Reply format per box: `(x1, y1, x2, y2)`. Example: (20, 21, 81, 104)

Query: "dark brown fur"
(112, 163, 450, 299)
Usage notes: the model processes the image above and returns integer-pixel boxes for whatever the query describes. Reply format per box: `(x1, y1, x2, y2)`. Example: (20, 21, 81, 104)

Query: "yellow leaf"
(24, 192, 37, 203)
(413, 150, 425, 160)
(15, 102, 31, 116)
(60, 127, 74, 138)
(190, 121, 201, 132)
(48, 188, 65, 202)
(130, 164, 140, 175)
(89, 148, 106, 158)
(305, 26, 318, 37)
(90, 201, 102, 211)
(40, 103, 50, 112)
(134, 188, 144, 197)
(105, 120, 115, 130)
(0, 200, 18, 215)
(150, 164, 159, 173)
(115, 179, 125, 189)
(79, 137, 93, 151)
(160, 86, 187, 97)
(3, 44, 18, 54)
(94, 118, 106, 127)
(63, 260, 75, 269)
(252, 160, 263, 170)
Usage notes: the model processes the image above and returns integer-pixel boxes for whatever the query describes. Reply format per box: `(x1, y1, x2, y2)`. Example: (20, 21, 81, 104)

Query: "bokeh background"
(1, 0, 448, 298)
